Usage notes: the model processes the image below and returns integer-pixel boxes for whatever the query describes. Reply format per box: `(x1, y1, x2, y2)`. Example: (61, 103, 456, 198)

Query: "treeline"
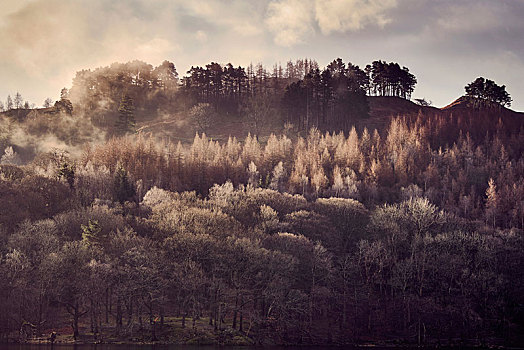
(0, 109, 523, 345)
(282, 59, 369, 130)
(65, 58, 419, 133)
(0, 93, 35, 112)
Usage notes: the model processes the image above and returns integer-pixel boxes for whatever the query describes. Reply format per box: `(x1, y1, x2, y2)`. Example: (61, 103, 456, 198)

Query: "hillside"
(1, 96, 524, 346)
(1, 94, 523, 164)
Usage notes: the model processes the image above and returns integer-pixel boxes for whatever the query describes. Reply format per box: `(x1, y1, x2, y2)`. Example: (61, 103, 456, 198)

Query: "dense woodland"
(0, 58, 522, 346)
(0, 108, 523, 345)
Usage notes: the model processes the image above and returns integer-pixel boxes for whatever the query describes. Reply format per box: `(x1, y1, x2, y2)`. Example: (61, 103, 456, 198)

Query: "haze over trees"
(115, 94, 136, 135)
(60, 57, 417, 136)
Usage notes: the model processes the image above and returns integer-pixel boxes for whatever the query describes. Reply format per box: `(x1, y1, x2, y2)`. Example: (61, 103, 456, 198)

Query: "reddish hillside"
(368, 96, 439, 118)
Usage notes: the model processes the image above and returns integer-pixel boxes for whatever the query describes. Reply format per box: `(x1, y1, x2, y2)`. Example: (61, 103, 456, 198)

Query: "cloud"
(1, 1, 91, 78)
(435, 1, 512, 34)
(315, 0, 397, 34)
(265, 0, 398, 46)
(265, 0, 315, 46)
(178, 0, 263, 38)
(195, 30, 208, 43)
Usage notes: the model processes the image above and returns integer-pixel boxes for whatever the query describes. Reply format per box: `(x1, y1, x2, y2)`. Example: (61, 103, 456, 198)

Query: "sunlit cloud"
(315, 0, 397, 34)
(265, 0, 315, 47)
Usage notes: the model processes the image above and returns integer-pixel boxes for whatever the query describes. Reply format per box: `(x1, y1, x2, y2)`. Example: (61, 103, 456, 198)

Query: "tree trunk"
(232, 293, 239, 329)
(342, 289, 347, 328)
(116, 297, 123, 336)
(127, 297, 133, 326)
(90, 299, 95, 333)
(137, 299, 143, 330)
(73, 303, 80, 340)
(105, 288, 109, 324)
(239, 294, 244, 333)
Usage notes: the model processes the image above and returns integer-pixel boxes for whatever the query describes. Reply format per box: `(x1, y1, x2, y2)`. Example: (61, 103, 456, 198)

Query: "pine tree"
(115, 94, 136, 135)
(247, 161, 259, 188)
(6, 95, 13, 110)
(113, 165, 136, 203)
(81, 219, 102, 246)
(57, 161, 75, 189)
(53, 88, 73, 115)
(13, 92, 23, 109)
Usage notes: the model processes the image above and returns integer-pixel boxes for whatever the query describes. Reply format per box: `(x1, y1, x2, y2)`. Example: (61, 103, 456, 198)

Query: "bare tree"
(43, 98, 54, 108)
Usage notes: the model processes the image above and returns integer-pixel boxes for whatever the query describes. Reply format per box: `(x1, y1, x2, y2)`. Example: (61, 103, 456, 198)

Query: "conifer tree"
(55, 88, 74, 115)
(113, 165, 136, 203)
(14, 92, 23, 109)
(6, 95, 13, 110)
(115, 94, 136, 135)
(81, 219, 102, 246)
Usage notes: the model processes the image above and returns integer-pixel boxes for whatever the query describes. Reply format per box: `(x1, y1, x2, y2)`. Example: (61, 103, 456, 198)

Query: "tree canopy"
(465, 77, 512, 107)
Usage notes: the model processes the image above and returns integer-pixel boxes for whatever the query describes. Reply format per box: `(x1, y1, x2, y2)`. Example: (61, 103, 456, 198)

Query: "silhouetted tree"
(465, 77, 512, 107)
(43, 98, 54, 108)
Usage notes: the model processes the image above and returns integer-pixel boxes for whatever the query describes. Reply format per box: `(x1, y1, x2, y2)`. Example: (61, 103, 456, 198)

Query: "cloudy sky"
(1, 0, 523, 110)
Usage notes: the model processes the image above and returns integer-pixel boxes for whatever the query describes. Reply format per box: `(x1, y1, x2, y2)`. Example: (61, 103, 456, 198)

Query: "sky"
(1, 0, 523, 110)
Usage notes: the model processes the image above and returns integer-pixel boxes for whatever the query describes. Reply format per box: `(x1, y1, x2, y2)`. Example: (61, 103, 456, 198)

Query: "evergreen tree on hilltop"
(54, 87, 73, 115)
(115, 94, 136, 135)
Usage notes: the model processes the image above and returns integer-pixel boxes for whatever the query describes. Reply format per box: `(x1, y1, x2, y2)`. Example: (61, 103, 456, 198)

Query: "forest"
(0, 57, 523, 347)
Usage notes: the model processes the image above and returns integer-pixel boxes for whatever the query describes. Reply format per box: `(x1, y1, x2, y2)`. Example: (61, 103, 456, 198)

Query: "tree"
(113, 165, 136, 203)
(153, 60, 178, 91)
(57, 160, 75, 189)
(485, 178, 498, 227)
(115, 94, 136, 134)
(48, 241, 92, 340)
(81, 219, 102, 246)
(189, 102, 213, 134)
(414, 98, 432, 106)
(43, 98, 54, 108)
(465, 77, 511, 107)
(368, 60, 417, 99)
(0, 146, 21, 165)
(54, 88, 73, 115)
(240, 94, 274, 135)
(6, 95, 13, 110)
(14, 92, 23, 109)
(7, 220, 60, 334)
